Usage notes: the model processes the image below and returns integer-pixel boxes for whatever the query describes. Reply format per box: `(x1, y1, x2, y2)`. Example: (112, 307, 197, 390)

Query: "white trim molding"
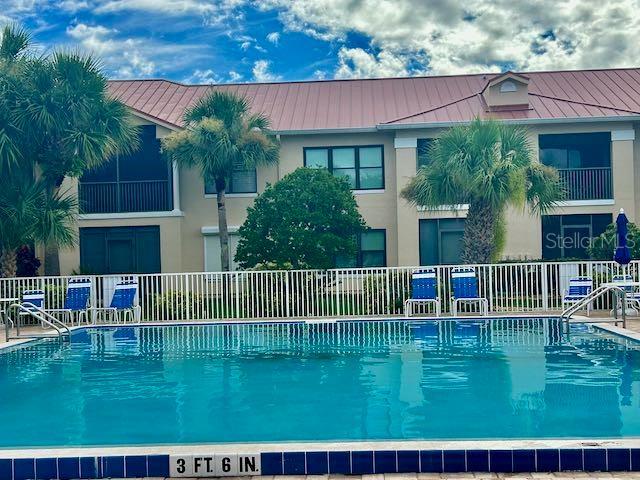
(611, 129, 635, 141)
(204, 193, 258, 199)
(79, 210, 184, 220)
(354, 189, 385, 195)
(417, 204, 470, 212)
(556, 199, 615, 207)
(171, 161, 180, 212)
(394, 137, 418, 149)
(201, 226, 241, 235)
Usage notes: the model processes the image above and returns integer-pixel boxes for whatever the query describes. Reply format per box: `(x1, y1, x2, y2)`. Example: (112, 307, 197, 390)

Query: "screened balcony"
(539, 132, 612, 201)
(79, 125, 173, 214)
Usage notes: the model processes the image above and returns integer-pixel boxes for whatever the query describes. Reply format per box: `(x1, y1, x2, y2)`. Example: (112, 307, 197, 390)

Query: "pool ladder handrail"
(6, 302, 71, 341)
(560, 284, 627, 327)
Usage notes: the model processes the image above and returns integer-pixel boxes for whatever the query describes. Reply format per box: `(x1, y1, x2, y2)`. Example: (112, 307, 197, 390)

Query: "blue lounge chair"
(612, 274, 640, 313)
(21, 290, 44, 311)
(404, 269, 441, 317)
(46, 278, 92, 325)
(450, 268, 488, 316)
(562, 276, 593, 316)
(19, 290, 45, 326)
(89, 280, 141, 323)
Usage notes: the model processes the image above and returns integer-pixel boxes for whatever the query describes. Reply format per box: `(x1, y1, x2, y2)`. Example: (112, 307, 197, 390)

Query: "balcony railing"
(79, 180, 173, 214)
(557, 167, 612, 201)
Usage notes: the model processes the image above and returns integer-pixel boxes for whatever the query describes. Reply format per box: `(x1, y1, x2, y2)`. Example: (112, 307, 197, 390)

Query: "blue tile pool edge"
(1, 446, 639, 478)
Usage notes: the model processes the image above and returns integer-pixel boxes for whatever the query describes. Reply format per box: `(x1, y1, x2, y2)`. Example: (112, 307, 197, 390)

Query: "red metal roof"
(107, 68, 640, 133)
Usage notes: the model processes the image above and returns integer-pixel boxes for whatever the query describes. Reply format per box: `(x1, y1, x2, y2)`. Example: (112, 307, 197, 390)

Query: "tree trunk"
(460, 201, 500, 264)
(44, 242, 60, 276)
(0, 249, 17, 278)
(216, 178, 230, 271)
(43, 181, 61, 276)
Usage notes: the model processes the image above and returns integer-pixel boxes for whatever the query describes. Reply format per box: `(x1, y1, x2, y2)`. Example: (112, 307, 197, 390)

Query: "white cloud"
(335, 47, 426, 79)
(252, 59, 281, 82)
(184, 68, 220, 84)
(58, 0, 89, 12)
(228, 70, 242, 82)
(258, 0, 640, 76)
(66, 22, 203, 78)
(266, 31, 280, 45)
(313, 69, 327, 80)
(95, 0, 224, 15)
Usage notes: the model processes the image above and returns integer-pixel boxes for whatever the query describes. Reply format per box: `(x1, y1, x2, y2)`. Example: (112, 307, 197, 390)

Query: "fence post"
(285, 272, 291, 319)
(385, 269, 391, 315)
(541, 263, 549, 311)
(335, 271, 341, 316)
(234, 273, 241, 319)
(488, 266, 494, 313)
(90, 275, 98, 323)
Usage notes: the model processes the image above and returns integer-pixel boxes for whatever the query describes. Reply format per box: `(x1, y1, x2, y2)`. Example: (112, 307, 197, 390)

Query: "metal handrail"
(561, 284, 627, 325)
(8, 303, 71, 340)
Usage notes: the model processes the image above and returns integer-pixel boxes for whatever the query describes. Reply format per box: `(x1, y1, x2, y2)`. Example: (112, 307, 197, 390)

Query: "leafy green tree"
(588, 222, 640, 260)
(0, 171, 77, 277)
(235, 168, 367, 270)
(402, 118, 564, 263)
(162, 90, 279, 271)
(0, 24, 139, 275)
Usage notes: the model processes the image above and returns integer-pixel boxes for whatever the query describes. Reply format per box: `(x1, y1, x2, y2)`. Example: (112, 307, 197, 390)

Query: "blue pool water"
(1, 319, 639, 448)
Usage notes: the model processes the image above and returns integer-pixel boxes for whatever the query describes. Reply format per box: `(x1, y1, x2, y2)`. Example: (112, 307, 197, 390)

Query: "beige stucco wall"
(393, 121, 639, 265)
(56, 113, 640, 275)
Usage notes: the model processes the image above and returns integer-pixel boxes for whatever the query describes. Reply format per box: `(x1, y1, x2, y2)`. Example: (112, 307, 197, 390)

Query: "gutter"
(376, 115, 640, 131)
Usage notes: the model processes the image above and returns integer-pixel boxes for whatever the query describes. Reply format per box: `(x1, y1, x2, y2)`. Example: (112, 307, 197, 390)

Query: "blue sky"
(2, 1, 639, 84)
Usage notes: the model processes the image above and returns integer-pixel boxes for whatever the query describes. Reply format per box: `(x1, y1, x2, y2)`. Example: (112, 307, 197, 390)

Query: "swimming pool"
(1, 318, 639, 448)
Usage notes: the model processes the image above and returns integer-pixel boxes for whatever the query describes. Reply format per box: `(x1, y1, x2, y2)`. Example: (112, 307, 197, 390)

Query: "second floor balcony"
(540, 131, 613, 202)
(556, 166, 612, 201)
(79, 179, 173, 214)
(79, 125, 174, 215)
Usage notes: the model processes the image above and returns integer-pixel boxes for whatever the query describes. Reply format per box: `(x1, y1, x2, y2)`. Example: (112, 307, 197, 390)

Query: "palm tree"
(0, 171, 77, 277)
(402, 118, 564, 263)
(162, 91, 279, 271)
(0, 24, 139, 275)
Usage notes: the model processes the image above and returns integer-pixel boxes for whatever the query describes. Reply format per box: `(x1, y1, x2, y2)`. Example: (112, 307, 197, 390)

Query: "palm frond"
(526, 163, 565, 214)
(0, 24, 31, 61)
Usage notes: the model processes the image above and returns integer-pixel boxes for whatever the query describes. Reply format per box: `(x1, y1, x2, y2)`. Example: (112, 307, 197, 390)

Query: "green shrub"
(151, 290, 202, 320)
(588, 222, 640, 260)
(363, 271, 412, 314)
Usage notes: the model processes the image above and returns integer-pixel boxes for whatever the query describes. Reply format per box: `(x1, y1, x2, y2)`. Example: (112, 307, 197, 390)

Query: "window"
(539, 132, 611, 169)
(204, 234, 240, 271)
(499, 81, 517, 92)
(419, 218, 465, 265)
(79, 226, 161, 274)
(542, 213, 612, 260)
(304, 145, 384, 190)
(335, 230, 386, 268)
(204, 161, 257, 194)
(417, 138, 435, 169)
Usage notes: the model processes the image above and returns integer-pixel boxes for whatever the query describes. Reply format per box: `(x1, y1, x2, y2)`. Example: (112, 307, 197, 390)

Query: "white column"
(172, 161, 181, 212)
(394, 137, 419, 266)
(611, 129, 636, 222)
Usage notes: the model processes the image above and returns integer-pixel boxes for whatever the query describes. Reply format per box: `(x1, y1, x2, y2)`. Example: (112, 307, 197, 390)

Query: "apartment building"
(57, 68, 640, 274)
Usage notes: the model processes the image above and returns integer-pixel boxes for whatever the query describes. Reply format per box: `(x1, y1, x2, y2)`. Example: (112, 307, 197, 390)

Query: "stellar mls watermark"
(544, 233, 636, 251)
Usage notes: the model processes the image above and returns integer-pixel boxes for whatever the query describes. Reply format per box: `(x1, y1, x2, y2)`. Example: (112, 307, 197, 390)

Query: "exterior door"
(80, 226, 161, 274)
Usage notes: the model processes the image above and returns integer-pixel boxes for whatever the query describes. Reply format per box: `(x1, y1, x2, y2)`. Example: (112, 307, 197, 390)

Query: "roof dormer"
(481, 71, 530, 110)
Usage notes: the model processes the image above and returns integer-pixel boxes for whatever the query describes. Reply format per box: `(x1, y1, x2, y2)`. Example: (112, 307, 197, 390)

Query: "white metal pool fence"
(0, 260, 638, 323)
